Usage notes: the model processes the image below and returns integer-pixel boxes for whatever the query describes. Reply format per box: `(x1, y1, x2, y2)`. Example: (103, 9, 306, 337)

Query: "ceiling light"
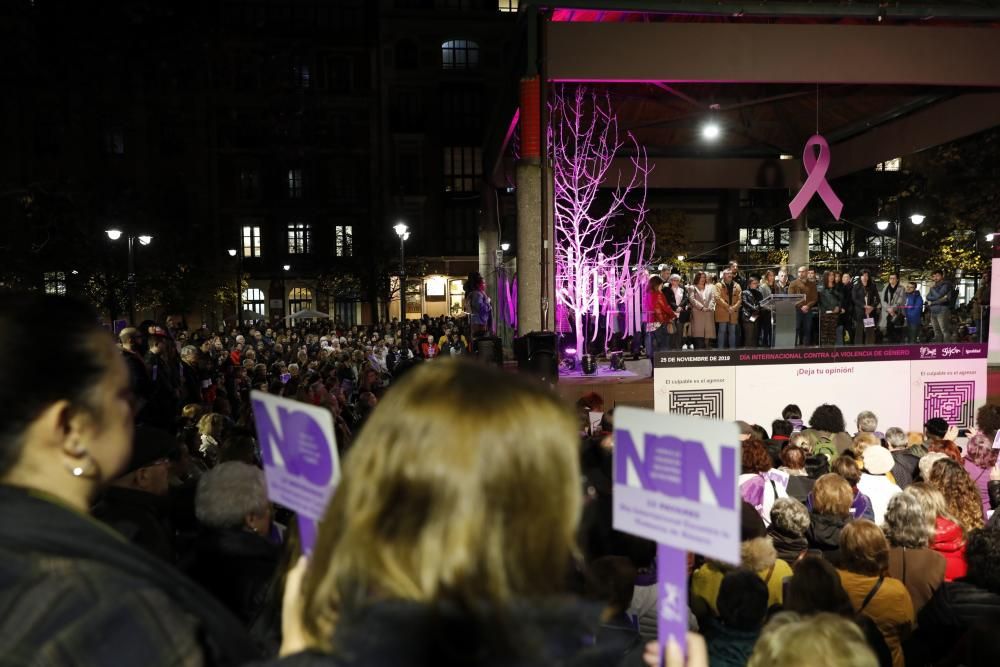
(875, 220, 890, 231)
(701, 122, 721, 141)
(779, 154, 794, 160)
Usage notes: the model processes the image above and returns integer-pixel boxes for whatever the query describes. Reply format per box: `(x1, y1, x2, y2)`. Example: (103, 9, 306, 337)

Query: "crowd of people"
(644, 260, 990, 353)
(1, 289, 999, 667)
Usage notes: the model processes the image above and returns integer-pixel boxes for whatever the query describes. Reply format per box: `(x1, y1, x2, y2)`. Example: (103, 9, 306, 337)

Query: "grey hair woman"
(883, 492, 945, 612)
(195, 461, 273, 535)
(767, 497, 811, 565)
(884, 427, 907, 451)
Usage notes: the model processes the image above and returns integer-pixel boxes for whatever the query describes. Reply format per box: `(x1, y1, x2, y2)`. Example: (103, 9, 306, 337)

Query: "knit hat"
(862, 445, 895, 476)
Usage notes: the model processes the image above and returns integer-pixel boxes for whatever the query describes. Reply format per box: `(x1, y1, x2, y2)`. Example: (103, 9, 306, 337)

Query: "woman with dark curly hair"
(739, 439, 786, 525)
(975, 403, 1000, 442)
(928, 458, 985, 533)
(802, 404, 852, 461)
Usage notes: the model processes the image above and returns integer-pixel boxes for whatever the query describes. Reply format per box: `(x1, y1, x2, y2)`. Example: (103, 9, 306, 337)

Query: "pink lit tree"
(549, 85, 654, 351)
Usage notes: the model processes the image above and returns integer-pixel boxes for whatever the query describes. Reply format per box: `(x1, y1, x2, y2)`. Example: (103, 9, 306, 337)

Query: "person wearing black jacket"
(740, 276, 763, 348)
(905, 529, 1000, 666)
(853, 270, 881, 345)
(0, 292, 256, 666)
(838, 272, 856, 345)
(662, 273, 690, 349)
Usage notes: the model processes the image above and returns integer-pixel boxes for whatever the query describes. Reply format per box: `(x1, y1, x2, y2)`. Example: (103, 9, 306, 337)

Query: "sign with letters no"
(251, 390, 341, 554)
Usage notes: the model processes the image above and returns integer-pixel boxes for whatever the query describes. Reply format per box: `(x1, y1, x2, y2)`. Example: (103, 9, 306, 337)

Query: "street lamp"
(875, 219, 891, 231)
(106, 229, 151, 325)
(909, 213, 926, 225)
(227, 248, 243, 327)
(500, 242, 510, 252)
(394, 222, 409, 320)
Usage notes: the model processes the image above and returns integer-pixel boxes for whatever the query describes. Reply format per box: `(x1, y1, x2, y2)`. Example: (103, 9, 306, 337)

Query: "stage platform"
(550, 345, 1000, 419)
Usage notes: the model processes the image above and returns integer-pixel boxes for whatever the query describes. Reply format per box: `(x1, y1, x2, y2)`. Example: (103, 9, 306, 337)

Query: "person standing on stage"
(853, 270, 881, 345)
(688, 271, 717, 349)
(663, 273, 689, 350)
(925, 269, 954, 343)
(881, 273, 906, 344)
(644, 275, 674, 361)
(903, 281, 924, 343)
(758, 270, 776, 348)
(819, 271, 844, 347)
(839, 272, 856, 345)
(788, 266, 818, 346)
(740, 276, 762, 349)
(714, 269, 742, 349)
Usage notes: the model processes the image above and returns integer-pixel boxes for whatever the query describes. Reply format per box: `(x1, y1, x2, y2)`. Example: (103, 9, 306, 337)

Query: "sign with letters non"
(613, 407, 740, 656)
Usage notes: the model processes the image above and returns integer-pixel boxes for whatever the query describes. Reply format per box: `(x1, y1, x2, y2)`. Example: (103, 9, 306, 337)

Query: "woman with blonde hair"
(687, 271, 717, 349)
(904, 483, 967, 582)
(806, 474, 854, 564)
(277, 359, 617, 664)
(747, 613, 878, 667)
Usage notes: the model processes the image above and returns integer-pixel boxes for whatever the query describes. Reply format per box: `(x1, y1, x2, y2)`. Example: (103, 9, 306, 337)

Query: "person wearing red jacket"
(644, 275, 675, 362)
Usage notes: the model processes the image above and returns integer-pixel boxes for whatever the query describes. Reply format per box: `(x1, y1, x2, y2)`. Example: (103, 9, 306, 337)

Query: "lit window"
(104, 127, 125, 155)
(875, 157, 902, 172)
(335, 225, 353, 257)
(242, 225, 262, 258)
(288, 287, 314, 314)
(287, 223, 311, 254)
(242, 288, 266, 316)
(287, 168, 303, 198)
(443, 146, 482, 192)
(441, 40, 479, 70)
(43, 271, 66, 295)
(498, 0, 518, 11)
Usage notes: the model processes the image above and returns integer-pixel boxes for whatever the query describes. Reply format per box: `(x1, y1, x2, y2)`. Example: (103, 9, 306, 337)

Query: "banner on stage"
(612, 407, 741, 655)
(250, 390, 341, 554)
(653, 343, 987, 439)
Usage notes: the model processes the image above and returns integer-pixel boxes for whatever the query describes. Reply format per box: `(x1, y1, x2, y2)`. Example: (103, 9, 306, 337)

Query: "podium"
(761, 293, 805, 348)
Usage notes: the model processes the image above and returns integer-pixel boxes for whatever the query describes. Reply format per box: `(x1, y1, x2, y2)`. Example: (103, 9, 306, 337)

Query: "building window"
(288, 287, 314, 314)
(287, 223, 311, 254)
(326, 55, 353, 92)
(875, 157, 902, 172)
(292, 62, 311, 88)
(443, 146, 482, 192)
(239, 169, 259, 200)
(335, 225, 353, 257)
(443, 206, 478, 255)
(498, 0, 518, 11)
(43, 271, 66, 295)
(441, 40, 479, 70)
(395, 40, 418, 70)
(441, 85, 483, 138)
(242, 288, 266, 316)
(104, 127, 125, 155)
(287, 168, 303, 198)
(242, 225, 262, 258)
(391, 88, 423, 129)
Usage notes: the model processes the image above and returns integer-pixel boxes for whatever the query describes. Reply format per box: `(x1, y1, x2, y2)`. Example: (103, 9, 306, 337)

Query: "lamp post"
(876, 210, 924, 274)
(393, 222, 409, 321)
(106, 229, 152, 325)
(227, 248, 243, 328)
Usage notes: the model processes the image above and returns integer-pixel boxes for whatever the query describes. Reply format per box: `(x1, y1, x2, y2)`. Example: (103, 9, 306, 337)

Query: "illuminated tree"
(549, 85, 654, 350)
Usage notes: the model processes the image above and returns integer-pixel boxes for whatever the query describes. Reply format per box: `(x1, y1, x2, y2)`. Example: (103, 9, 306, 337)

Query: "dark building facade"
(0, 0, 516, 325)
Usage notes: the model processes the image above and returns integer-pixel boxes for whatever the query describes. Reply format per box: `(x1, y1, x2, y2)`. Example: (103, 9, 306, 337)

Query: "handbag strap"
(858, 575, 885, 614)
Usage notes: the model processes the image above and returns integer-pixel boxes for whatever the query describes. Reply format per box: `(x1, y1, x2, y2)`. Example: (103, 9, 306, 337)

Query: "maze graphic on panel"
(923, 381, 976, 430)
(668, 389, 724, 419)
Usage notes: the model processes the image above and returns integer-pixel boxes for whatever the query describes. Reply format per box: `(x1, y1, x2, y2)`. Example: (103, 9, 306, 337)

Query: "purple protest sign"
(613, 407, 740, 659)
(788, 134, 844, 221)
(251, 390, 341, 554)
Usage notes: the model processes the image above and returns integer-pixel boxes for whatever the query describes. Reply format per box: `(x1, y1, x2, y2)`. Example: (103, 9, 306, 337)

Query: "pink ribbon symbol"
(788, 134, 843, 220)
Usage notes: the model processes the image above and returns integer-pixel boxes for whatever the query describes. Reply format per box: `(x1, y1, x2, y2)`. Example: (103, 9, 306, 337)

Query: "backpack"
(813, 432, 837, 461)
